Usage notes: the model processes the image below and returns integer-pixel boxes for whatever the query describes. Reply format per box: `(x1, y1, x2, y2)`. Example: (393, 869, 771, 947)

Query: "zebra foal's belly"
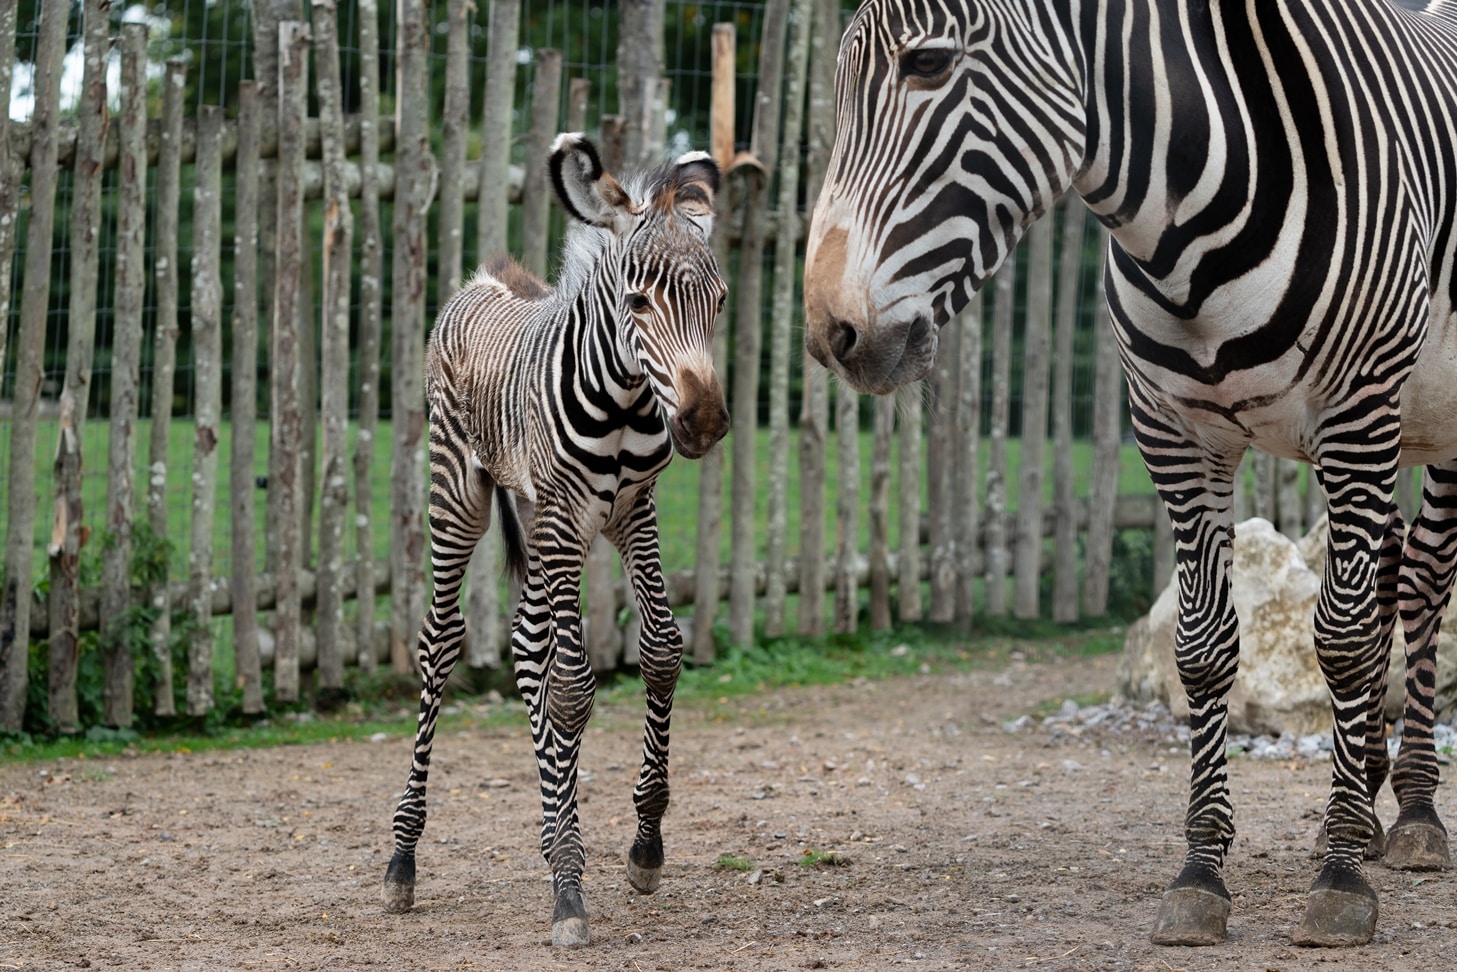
(1400, 308, 1457, 467)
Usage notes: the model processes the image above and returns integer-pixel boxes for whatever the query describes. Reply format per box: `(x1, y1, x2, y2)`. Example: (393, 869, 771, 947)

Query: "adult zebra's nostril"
(830, 319, 860, 363)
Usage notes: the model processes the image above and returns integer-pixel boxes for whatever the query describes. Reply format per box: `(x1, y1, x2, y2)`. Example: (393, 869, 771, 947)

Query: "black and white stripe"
(383, 134, 729, 948)
(804, 0, 1457, 947)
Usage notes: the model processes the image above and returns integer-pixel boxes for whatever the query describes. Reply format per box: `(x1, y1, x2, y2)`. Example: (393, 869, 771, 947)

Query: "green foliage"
(1105, 530, 1156, 620)
(798, 848, 846, 868)
(714, 853, 754, 872)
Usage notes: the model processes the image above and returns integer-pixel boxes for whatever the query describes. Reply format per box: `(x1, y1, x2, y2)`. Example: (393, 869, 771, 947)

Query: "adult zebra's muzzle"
(803, 224, 939, 396)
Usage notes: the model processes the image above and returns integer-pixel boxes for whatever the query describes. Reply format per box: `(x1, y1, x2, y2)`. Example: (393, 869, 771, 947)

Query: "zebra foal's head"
(551, 133, 731, 459)
(803, 0, 1087, 394)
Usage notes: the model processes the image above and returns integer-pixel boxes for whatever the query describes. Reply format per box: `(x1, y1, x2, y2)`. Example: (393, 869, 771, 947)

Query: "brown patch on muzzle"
(802, 226, 851, 368)
(670, 369, 730, 459)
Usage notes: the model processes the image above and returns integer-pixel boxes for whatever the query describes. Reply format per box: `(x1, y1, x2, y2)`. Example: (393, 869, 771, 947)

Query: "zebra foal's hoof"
(551, 917, 591, 947)
(627, 834, 665, 894)
(1291, 888, 1377, 946)
(382, 851, 416, 913)
(1150, 887, 1230, 945)
(1383, 819, 1450, 871)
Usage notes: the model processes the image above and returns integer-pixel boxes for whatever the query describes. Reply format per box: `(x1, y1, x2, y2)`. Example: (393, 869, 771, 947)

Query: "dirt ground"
(3, 651, 1456, 972)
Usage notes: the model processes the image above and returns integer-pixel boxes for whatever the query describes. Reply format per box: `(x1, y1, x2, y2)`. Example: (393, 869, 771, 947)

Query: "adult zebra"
(382, 134, 730, 946)
(804, 0, 1457, 948)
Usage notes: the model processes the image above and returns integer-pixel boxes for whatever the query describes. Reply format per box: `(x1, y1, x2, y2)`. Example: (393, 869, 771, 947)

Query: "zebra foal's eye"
(628, 293, 651, 312)
(900, 49, 952, 80)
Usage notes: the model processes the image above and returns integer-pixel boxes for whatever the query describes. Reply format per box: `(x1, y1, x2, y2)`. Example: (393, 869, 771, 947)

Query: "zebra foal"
(804, 0, 1457, 949)
(382, 134, 730, 947)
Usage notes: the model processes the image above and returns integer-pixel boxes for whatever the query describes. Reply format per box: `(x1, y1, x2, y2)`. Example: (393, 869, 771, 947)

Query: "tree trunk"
(617, 1, 667, 167)
(233, 81, 265, 713)
(1050, 202, 1085, 623)
(437, 0, 471, 301)
(314, 0, 355, 699)
(869, 396, 895, 631)
(355, 0, 387, 672)
(0, 0, 69, 731)
(764, 0, 813, 638)
(0, 0, 20, 398)
(185, 106, 225, 717)
(926, 328, 956, 624)
(145, 59, 187, 718)
(48, 0, 109, 733)
(953, 296, 984, 628)
(1012, 218, 1053, 620)
(99, 24, 150, 728)
(521, 49, 562, 278)
(1081, 236, 1121, 618)
(390, 0, 436, 673)
(730, 0, 789, 648)
(834, 384, 861, 634)
(270, 22, 311, 701)
(984, 257, 1016, 617)
(896, 385, 924, 623)
(691, 22, 737, 663)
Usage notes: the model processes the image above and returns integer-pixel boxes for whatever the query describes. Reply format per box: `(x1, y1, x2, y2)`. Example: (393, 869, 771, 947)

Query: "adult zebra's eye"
(628, 293, 651, 312)
(901, 49, 952, 80)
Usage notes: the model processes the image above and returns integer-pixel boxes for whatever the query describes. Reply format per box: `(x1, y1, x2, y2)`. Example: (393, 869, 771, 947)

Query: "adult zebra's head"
(803, 0, 1087, 394)
(551, 133, 731, 459)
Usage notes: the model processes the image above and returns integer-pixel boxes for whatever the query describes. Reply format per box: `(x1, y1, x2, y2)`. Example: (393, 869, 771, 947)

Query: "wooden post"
(618, 0, 667, 167)
(314, 0, 355, 699)
(926, 327, 956, 623)
(99, 23, 150, 728)
(984, 257, 1016, 617)
(953, 295, 984, 628)
(0, 0, 69, 731)
(233, 82, 265, 712)
(797, 0, 839, 638)
(1278, 458, 1304, 538)
(48, 0, 109, 733)
(1013, 218, 1053, 620)
(272, 21, 310, 699)
(521, 49, 562, 278)
(868, 396, 895, 631)
(896, 385, 923, 623)
(390, 0, 436, 673)
(465, 0, 520, 672)
(691, 23, 737, 663)
(1050, 201, 1086, 622)
(1082, 235, 1121, 618)
(186, 106, 225, 717)
(355, 0, 386, 672)
(146, 59, 186, 718)
(0, 0, 20, 381)
(566, 78, 591, 134)
(764, 0, 812, 638)
(438, 0, 472, 301)
(730, 0, 789, 648)
(833, 385, 860, 634)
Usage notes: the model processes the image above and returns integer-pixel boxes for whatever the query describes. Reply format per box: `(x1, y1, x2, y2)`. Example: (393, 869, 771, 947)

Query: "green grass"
(0, 415, 1159, 585)
(1, 620, 1126, 762)
(714, 853, 755, 872)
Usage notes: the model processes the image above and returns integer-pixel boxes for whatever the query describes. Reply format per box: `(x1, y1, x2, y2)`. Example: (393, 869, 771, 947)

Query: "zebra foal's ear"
(670, 151, 721, 218)
(549, 132, 634, 230)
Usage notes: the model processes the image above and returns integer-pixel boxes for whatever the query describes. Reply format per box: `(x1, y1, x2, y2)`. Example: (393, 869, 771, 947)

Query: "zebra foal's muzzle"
(667, 368, 730, 460)
(802, 223, 940, 396)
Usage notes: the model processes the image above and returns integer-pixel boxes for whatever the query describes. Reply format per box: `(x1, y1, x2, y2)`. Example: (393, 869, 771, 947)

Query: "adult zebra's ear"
(549, 132, 634, 231)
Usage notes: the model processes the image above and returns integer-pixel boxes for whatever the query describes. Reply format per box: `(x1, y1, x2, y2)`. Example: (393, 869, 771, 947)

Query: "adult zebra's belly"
(1399, 309, 1457, 467)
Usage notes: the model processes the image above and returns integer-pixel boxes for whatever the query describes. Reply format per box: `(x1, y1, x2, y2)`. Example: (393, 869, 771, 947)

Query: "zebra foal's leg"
(1131, 401, 1243, 947)
(521, 504, 596, 946)
(606, 491, 682, 894)
(1385, 458, 1457, 870)
(383, 422, 493, 912)
(1290, 424, 1402, 946)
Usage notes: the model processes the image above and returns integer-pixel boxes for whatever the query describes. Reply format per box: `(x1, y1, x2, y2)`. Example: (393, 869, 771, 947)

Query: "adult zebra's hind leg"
(1385, 458, 1457, 870)
(1133, 403, 1242, 947)
(605, 491, 682, 895)
(383, 417, 493, 913)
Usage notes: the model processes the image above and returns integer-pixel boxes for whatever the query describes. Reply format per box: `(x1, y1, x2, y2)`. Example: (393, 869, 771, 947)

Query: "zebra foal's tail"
(495, 484, 528, 584)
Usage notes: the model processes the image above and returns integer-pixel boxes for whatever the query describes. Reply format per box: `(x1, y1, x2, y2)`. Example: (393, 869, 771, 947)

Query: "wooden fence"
(0, 1, 1341, 734)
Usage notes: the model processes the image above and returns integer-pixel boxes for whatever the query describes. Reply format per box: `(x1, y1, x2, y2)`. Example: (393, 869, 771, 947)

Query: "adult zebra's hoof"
(1291, 888, 1377, 946)
(382, 851, 416, 913)
(1384, 815, 1450, 871)
(551, 887, 590, 946)
(627, 834, 664, 894)
(1150, 887, 1230, 945)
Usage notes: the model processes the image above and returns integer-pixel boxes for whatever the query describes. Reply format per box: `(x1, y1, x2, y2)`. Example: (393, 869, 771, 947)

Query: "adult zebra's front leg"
(1290, 412, 1403, 946)
(383, 421, 493, 913)
(1134, 400, 1244, 947)
(605, 489, 683, 896)
(1385, 458, 1457, 870)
